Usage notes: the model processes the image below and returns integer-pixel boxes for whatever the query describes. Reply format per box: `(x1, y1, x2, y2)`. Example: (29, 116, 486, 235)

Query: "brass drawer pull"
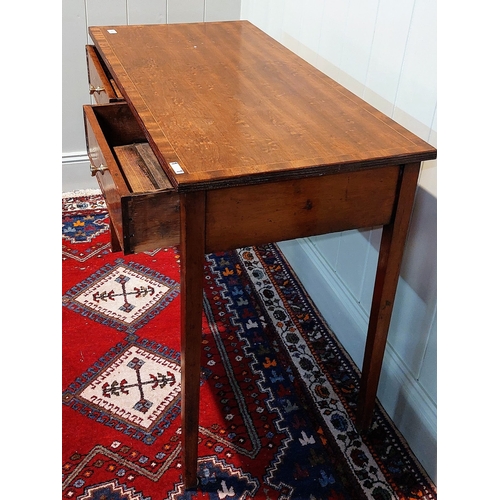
(90, 163, 108, 176)
(89, 84, 105, 95)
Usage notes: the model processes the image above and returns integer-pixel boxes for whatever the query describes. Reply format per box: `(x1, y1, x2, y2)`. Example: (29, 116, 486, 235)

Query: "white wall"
(241, 0, 437, 482)
(62, 0, 242, 192)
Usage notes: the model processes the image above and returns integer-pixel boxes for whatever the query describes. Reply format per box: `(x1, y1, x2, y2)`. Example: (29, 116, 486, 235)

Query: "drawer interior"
(114, 143, 173, 192)
(91, 103, 146, 150)
(90, 103, 173, 193)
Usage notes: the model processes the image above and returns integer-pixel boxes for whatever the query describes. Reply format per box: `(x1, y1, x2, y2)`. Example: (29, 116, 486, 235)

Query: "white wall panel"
(63, 0, 437, 480)
(419, 160, 437, 198)
(388, 187, 436, 376)
(399, 188, 437, 308)
(359, 228, 382, 314)
(418, 309, 437, 403)
(430, 103, 437, 141)
(281, 0, 304, 54)
(394, 0, 437, 129)
(364, 0, 415, 114)
(205, 0, 241, 21)
(62, 1, 91, 155)
(168, 0, 205, 23)
(315, 0, 350, 80)
(388, 279, 431, 376)
(336, 230, 370, 302)
(241, 0, 286, 43)
(86, 0, 128, 27)
(338, 0, 380, 95)
(128, 0, 167, 24)
(241, 0, 269, 34)
(294, 0, 324, 64)
(240, 0, 251, 20)
(265, 0, 286, 42)
(310, 232, 342, 269)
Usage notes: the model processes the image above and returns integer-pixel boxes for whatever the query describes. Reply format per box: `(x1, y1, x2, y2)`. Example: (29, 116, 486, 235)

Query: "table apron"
(205, 165, 401, 253)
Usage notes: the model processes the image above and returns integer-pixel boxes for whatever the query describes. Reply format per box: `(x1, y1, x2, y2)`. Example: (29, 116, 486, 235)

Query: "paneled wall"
(241, 0, 437, 482)
(62, 0, 241, 191)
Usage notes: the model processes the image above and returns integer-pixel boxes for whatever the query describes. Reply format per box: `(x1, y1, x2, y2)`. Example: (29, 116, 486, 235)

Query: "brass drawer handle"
(89, 84, 105, 95)
(90, 163, 108, 176)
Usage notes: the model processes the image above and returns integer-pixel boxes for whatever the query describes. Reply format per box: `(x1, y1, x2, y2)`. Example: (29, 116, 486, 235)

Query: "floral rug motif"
(62, 192, 437, 500)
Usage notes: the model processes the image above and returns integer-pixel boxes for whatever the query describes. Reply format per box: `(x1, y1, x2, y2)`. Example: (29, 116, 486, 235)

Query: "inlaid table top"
(89, 21, 436, 192)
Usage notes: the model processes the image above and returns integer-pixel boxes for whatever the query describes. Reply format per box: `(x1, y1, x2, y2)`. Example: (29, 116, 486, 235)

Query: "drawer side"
(84, 104, 129, 252)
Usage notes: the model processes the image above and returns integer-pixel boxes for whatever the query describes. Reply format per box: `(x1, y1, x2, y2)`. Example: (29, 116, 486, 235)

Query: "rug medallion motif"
(63, 259, 180, 334)
(65, 343, 182, 435)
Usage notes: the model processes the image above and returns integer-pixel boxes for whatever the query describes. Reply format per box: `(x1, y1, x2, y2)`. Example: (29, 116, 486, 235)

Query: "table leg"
(356, 163, 421, 431)
(108, 217, 121, 252)
(180, 191, 206, 490)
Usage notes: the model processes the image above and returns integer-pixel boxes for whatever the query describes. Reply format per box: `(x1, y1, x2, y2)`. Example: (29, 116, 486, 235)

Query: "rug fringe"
(62, 189, 102, 198)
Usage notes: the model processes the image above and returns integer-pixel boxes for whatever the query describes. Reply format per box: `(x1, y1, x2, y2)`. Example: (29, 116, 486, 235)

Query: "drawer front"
(125, 193, 180, 255)
(83, 104, 180, 254)
(86, 45, 123, 104)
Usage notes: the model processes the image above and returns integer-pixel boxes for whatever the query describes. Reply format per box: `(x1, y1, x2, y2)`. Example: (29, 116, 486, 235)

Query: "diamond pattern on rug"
(62, 240, 112, 262)
(63, 443, 182, 499)
(77, 479, 149, 500)
(63, 340, 183, 445)
(169, 456, 259, 499)
(63, 258, 180, 334)
(79, 345, 181, 430)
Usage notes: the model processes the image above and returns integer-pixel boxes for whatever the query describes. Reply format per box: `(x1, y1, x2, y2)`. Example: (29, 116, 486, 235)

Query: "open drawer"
(86, 45, 123, 104)
(83, 102, 180, 254)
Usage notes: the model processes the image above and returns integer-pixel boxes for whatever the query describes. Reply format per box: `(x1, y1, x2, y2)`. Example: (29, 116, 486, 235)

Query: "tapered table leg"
(180, 191, 206, 490)
(356, 163, 421, 431)
(108, 217, 121, 252)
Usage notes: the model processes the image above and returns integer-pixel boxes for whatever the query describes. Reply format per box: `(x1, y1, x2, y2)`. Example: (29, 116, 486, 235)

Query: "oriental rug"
(62, 191, 437, 500)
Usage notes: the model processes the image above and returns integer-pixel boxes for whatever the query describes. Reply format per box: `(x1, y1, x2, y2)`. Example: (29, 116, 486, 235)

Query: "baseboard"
(62, 152, 100, 192)
(277, 238, 437, 482)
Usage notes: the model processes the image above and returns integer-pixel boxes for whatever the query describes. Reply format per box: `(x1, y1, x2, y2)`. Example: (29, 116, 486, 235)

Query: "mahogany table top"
(89, 21, 436, 191)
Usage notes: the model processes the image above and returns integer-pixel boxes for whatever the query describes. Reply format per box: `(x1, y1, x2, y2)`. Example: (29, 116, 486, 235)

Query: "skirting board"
(62, 152, 99, 192)
(277, 237, 437, 482)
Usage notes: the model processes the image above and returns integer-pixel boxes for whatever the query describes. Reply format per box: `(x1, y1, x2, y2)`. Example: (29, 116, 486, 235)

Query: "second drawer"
(86, 45, 123, 104)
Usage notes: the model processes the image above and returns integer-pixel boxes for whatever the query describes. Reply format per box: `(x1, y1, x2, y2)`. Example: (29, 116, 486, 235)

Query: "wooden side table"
(82, 21, 437, 490)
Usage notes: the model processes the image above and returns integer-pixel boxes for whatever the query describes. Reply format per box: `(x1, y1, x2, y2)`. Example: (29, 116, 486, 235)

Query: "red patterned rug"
(62, 191, 437, 500)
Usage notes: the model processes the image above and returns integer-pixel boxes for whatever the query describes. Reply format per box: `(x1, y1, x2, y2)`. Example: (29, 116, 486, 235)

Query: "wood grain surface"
(89, 22, 436, 191)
